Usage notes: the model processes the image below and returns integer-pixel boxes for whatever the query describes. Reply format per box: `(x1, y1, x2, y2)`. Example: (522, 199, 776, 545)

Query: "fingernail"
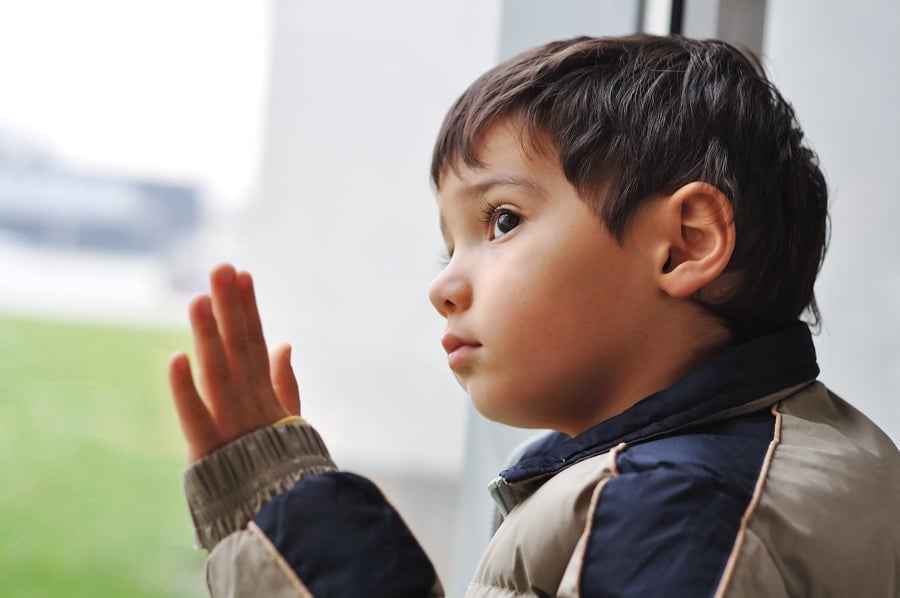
(217, 266, 234, 286)
(236, 271, 253, 291)
(198, 296, 212, 316)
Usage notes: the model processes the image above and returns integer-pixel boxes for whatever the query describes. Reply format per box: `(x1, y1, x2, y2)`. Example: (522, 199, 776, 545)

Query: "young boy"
(168, 35, 900, 596)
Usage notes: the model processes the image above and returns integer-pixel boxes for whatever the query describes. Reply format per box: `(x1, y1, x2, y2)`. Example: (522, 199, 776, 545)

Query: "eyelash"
(438, 202, 517, 268)
(478, 200, 503, 231)
(479, 201, 520, 240)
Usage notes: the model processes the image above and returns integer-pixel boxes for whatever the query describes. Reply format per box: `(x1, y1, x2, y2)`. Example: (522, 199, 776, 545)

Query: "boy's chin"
(468, 392, 551, 431)
(468, 390, 512, 426)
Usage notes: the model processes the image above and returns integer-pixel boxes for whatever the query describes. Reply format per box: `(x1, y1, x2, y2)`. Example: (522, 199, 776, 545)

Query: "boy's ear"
(652, 182, 736, 298)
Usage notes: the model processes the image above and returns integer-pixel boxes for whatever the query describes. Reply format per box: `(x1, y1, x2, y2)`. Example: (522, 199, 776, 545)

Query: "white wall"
(243, 0, 503, 476)
(764, 0, 900, 442)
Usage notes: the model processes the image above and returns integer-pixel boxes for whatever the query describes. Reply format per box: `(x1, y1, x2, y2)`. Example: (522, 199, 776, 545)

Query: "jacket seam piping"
(573, 442, 625, 594)
(712, 402, 782, 598)
(247, 520, 314, 597)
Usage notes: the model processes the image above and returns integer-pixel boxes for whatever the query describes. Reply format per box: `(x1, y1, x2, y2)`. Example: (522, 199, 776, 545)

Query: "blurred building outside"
(0, 131, 201, 254)
(0, 127, 213, 325)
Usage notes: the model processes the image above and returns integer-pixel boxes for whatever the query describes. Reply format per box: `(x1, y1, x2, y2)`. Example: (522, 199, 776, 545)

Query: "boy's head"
(431, 35, 829, 341)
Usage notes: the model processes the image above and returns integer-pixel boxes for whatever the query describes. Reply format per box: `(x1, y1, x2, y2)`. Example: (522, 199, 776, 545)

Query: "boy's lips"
(441, 333, 480, 354)
(441, 333, 482, 370)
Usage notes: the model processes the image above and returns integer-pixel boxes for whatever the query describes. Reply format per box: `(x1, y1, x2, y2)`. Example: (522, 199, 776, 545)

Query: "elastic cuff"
(184, 422, 337, 550)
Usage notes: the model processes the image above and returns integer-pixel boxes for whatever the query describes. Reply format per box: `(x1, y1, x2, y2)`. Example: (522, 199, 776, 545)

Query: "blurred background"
(1, 0, 897, 595)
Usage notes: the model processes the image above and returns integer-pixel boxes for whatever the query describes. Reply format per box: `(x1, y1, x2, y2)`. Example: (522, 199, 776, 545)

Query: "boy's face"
(430, 122, 661, 436)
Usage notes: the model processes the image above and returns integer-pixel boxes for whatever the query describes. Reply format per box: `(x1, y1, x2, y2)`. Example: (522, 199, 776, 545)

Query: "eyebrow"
(459, 174, 543, 197)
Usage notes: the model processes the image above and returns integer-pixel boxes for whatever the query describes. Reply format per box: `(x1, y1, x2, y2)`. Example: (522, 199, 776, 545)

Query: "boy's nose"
(428, 266, 472, 317)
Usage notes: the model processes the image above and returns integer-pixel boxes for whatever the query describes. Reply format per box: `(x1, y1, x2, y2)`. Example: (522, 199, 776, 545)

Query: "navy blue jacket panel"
(253, 472, 438, 598)
(579, 410, 775, 596)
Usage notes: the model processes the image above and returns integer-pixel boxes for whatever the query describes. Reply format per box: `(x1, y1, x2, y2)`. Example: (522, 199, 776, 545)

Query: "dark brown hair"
(431, 35, 829, 340)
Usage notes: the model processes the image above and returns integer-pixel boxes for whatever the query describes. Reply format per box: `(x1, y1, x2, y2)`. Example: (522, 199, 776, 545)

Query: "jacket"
(183, 323, 900, 596)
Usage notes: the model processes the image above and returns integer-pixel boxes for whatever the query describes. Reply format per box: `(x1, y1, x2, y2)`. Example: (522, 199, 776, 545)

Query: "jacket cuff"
(184, 422, 337, 550)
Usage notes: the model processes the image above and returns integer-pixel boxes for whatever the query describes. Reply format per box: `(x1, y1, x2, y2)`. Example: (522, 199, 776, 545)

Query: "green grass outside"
(0, 314, 206, 597)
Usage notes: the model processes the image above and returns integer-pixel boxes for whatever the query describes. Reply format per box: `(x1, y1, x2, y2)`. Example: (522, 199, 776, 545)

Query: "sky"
(0, 0, 270, 205)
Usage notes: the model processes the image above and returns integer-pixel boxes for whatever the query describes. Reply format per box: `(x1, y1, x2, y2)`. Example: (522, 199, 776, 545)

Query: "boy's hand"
(168, 263, 301, 463)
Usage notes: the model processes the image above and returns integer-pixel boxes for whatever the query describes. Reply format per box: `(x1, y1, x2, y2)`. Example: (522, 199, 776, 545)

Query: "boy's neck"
(563, 308, 734, 437)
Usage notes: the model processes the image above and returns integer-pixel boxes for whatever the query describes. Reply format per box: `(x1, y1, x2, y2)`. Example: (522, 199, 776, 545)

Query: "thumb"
(269, 343, 301, 416)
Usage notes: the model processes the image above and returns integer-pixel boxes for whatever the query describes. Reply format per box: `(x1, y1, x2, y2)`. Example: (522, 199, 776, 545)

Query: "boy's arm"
(183, 419, 334, 551)
(184, 420, 442, 596)
(169, 264, 442, 596)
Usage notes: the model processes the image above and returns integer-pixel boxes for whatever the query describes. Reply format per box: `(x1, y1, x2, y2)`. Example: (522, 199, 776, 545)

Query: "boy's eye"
(490, 209, 521, 240)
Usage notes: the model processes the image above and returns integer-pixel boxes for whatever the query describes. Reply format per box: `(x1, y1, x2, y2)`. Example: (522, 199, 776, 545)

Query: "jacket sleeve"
(183, 421, 444, 597)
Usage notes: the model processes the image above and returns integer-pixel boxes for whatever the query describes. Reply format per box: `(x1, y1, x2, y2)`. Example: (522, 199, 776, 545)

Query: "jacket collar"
(489, 323, 819, 513)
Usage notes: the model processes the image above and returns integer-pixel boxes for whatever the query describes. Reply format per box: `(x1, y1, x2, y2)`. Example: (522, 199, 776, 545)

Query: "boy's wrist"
(184, 421, 336, 550)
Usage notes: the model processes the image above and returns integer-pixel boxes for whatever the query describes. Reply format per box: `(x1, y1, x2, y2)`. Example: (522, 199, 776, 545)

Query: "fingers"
(173, 264, 297, 463)
(168, 351, 220, 463)
(209, 264, 255, 391)
(235, 270, 271, 377)
(189, 294, 235, 418)
(270, 343, 302, 416)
